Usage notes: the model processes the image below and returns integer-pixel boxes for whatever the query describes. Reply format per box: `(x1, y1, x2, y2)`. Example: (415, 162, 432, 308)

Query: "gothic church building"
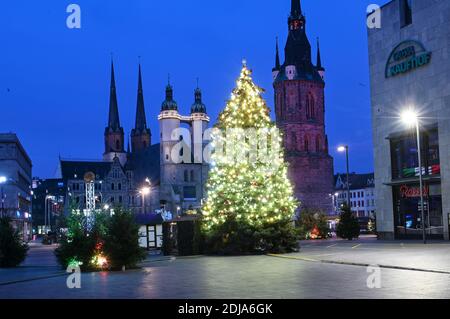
(58, 62, 209, 217)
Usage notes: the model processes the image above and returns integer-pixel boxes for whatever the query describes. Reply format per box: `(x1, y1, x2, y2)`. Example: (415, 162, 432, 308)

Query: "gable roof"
(60, 160, 112, 181)
(125, 143, 160, 185)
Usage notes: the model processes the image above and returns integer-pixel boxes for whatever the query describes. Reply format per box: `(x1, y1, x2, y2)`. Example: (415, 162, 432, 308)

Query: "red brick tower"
(273, 0, 334, 213)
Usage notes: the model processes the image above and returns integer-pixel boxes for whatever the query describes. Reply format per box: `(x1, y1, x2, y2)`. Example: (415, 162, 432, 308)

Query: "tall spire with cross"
(107, 61, 121, 131)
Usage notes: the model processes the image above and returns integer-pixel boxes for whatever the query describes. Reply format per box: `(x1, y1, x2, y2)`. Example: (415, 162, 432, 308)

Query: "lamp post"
(0, 176, 6, 218)
(401, 109, 426, 244)
(337, 146, 351, 207)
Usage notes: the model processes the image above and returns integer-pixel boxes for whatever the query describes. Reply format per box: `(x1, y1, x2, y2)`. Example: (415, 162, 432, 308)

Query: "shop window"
(393, 183, 443, 239)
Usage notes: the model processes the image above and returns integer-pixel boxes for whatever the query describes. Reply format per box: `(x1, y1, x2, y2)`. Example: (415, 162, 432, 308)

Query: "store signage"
(385, 40, 432, 78)
(400, 185, 429, 198)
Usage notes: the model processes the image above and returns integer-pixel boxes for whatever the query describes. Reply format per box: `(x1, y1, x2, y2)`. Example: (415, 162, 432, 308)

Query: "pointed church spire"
(273, 37, 281, 71)
(316, 38, 324, 71)
(291, 0, 302, 17)
(108, 60, 121, 131)
(135, 64, 148, 131)
(104, 59, 125, 160)
(288, 0, 305, 31)
(131, 63, 151, 153)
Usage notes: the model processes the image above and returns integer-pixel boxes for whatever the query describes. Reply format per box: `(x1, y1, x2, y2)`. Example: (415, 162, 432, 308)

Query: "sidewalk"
(291, 239, 450, 274)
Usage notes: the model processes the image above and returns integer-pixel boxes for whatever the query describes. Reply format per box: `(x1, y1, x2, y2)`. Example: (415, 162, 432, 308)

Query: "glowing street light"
(400, 109, 419, 126)
(0, 176, 6, 218)
(140, 178, 151, 215)
(400, 108, 426, 244)
(337, 145, 350, 206)
(140, 187, 150, 196)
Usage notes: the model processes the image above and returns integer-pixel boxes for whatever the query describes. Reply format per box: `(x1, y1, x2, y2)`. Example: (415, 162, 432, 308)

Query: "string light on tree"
(202, 62, 299, 254)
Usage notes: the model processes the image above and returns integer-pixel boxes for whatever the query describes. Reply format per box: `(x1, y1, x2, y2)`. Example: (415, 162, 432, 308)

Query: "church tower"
(131, 64, 151, 152)
(273, 0, 334, 213)
(103, 61, 127, 166)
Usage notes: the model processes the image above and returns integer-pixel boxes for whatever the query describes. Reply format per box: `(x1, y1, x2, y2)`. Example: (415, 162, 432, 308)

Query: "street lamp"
(337, 145, 350, 207)
(140, 178, 151, 215)
(0, 176, 6, 218)
(400, 109, 426, 244)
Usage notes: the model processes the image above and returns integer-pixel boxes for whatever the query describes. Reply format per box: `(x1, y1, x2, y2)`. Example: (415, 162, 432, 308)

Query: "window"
(306, 93, 315, 120)
(184, 170, 189, 182)
(183, 186, 197, 200)
(111, 183, 115, 191)
(118, 183, 122, 191)
(190, 170, 195, 182)
(400, 0, 412, 27)
(118, 196, 122, 203)
(116, 140, 120, 150)
(304, 136, 309, 152)
(391, 128, 440, 180)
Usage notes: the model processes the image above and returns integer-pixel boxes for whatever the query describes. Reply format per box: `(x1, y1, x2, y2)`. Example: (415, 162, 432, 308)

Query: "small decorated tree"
(103, 208, 146, 270)
(202, 63, 298, 254)
(336, 203, 360, 240)
(55, 210, 108, 271)
(0, 217, 29, 267)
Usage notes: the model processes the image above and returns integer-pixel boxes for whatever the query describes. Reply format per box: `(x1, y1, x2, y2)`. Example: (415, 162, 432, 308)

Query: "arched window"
(190, 170, 195, 182)
(184, 170, 189, 182)
(116, 140, 120, 150)
(118, 183, 122, 191)
(306, 93, 315, 120)
(111, 183, 115, 191)
(304, 136, 309, 152)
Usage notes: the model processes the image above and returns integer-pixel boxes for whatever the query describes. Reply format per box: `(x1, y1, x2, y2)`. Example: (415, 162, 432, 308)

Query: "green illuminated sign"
(385, 40, 432, 78)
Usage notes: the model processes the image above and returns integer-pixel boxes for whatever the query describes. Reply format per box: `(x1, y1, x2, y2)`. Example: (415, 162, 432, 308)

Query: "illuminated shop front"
(389, 126, 443, 239)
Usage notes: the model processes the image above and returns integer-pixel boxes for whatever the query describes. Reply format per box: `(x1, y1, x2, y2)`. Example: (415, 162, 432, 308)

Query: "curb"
(0, 272, 67, 286)
(267, 254, 450, 275)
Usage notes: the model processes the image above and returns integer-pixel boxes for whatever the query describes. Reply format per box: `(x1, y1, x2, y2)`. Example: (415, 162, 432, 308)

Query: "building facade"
(0, 133, 33, 241)
(273, 0, 334, 213)
(57, 62, 209, 217)
(368, 0, 450, 240)
(333, 173, 376, 218)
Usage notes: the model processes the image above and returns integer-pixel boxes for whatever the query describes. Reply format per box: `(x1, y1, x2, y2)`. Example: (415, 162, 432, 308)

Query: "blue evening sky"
(1, 0, 390, 178)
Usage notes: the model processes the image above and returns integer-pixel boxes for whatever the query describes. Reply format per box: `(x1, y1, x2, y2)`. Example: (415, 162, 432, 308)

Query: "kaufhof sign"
(385, 40, 432, 78)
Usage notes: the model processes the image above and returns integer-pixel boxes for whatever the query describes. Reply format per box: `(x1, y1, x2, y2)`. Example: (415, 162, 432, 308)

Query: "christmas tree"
(202, 62, 299, 254)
